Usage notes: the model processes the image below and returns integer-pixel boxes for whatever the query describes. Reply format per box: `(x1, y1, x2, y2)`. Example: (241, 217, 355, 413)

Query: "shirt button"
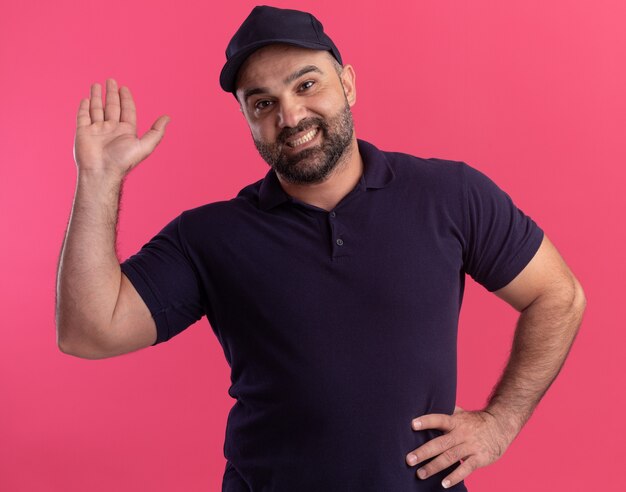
(336, 238, 344, 246)
(330, 211, 336, 218)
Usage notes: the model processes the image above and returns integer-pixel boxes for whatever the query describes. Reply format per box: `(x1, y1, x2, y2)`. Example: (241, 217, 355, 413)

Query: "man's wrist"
(77, 167, 125, 184)
(482, 401, 526, 443)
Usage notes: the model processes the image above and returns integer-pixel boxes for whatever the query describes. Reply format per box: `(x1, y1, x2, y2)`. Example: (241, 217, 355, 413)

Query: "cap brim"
(220, 39, 335, 95)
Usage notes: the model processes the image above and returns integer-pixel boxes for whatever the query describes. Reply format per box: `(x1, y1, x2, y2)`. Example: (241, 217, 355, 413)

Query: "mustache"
(278, 117, 327, 144)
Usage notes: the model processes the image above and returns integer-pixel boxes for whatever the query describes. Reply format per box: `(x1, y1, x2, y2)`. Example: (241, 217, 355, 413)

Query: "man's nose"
(277, 96, 306, 129)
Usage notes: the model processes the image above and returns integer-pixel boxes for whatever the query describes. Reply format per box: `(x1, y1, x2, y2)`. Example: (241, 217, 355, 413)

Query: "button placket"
(328, 209, 347, 257)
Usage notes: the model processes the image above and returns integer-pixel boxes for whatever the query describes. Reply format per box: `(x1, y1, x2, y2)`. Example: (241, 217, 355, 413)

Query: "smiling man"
(57, 5, 586, 492)
(241, 50, 356, 187)
(236, 43, 360, 210)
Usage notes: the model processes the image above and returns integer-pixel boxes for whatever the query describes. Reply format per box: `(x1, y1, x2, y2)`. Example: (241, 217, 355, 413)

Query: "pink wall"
(1, 0, 623, 490)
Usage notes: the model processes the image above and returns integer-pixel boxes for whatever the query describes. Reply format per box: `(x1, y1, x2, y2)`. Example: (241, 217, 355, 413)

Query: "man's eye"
(255, 100, 272, 110)
(300, 80, 315, 91)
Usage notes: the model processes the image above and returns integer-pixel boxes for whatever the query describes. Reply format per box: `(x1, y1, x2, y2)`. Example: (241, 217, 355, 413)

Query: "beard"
(253, 102, 355, 185)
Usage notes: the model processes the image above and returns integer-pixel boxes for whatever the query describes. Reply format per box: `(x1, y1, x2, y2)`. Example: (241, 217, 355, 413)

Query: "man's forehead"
(236, 45, 333, 91)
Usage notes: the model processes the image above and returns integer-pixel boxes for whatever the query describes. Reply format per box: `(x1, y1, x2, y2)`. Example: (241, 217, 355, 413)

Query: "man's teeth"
(287, 128, 318, 148)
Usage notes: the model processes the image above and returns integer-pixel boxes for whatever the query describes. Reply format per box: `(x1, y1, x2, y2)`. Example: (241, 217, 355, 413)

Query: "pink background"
(1, 0, 623, 490)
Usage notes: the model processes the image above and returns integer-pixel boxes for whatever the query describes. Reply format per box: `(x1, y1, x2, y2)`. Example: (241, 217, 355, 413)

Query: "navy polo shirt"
(120, 139, 544, 491)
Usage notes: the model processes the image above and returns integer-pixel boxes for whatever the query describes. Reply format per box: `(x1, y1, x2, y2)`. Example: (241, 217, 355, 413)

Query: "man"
(56, 5, 586, 491)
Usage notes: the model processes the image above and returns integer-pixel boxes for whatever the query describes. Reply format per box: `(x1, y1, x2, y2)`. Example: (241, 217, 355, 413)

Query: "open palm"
(74, 79, 170, 179)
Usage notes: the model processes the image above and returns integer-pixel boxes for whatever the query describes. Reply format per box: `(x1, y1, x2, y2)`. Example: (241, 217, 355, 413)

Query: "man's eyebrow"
(243, 87, 267, 105)
(242, 65, 324, 105)
(283, 65, 323, 85)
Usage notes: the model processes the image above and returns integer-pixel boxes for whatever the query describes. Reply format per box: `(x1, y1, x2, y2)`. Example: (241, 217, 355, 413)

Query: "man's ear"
(339, 64, 357, 107)
(237, 96, 246, 116)
(234, 89, 244, 113)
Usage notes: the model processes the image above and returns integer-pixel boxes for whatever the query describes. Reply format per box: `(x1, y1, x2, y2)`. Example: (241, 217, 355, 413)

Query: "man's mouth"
(285, 127, 319, 148)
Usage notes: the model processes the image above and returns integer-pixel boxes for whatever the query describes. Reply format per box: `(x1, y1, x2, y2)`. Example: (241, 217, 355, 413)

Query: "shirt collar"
(258, 138, 395, 211)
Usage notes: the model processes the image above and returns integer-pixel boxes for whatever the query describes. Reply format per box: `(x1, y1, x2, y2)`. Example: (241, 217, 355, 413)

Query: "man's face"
(235, 45, 357, 185)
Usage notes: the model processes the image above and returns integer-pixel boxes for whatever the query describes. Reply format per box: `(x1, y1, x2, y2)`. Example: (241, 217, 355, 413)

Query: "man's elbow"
(562, 272, 587, 313)
(529, 274, 587, 335)
(571, 279, 587, 323)
(56, 322, 114, 360)
(557, 276, 587, 336)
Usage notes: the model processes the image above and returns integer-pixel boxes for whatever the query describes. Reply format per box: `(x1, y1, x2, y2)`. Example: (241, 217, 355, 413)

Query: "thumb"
(138, 115, 170, 154)
(453, 405, 464, 414)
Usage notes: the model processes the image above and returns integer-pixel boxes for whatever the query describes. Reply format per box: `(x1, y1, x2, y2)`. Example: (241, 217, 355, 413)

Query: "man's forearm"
(56, 171, 124, 353)
(484, 284, 587, 439)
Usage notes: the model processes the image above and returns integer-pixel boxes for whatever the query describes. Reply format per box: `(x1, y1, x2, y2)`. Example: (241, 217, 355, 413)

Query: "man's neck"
(276, 138, 363, 212)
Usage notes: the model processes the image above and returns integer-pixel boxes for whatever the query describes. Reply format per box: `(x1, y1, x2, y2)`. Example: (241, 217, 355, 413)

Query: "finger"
(119, 85, 137, 127)
(89, 83, 104, 122)
(104, 78, 121, 122)
(77, 97, 91, 128)
(412, 413, 455, 432)
(440, 457, 478, 489)
(415, 444, 466, 480)
(406, 432, 458, 466)
(453, 405, 464, 414)
(138, 115, 171, 154)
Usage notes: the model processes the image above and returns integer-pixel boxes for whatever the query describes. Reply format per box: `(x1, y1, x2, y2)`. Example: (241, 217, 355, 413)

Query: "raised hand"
(405, 406, 516, 489)
(73, 78, 170, 179)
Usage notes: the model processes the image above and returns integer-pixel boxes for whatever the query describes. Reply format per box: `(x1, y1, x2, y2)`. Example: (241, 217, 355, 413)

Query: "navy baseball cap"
(220, 5, 343, 95)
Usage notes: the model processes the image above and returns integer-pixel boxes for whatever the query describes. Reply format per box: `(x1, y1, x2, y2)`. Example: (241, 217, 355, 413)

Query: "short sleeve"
(461, 163, 544, 292)
(120, 214, 205, 345)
